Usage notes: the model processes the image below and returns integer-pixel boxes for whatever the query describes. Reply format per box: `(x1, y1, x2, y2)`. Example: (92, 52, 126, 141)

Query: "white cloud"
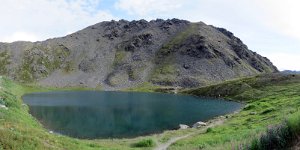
(0, 0, 116, 42)
(253, 0, 300, 40)
(261, 52, 300, 71)
(114, 0, 300, 70)
(3, 32, 39, 42)
(115, 0, 183, 18)
(114, 0, 300, 41)
(1, 0, 299, 70)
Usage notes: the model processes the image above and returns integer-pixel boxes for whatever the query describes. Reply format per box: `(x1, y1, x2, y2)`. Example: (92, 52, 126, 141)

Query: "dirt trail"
(154, 118, 225, 150)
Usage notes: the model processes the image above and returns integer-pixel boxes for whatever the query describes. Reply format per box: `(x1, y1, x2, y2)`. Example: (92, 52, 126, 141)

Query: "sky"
(0, 0, 299, 71)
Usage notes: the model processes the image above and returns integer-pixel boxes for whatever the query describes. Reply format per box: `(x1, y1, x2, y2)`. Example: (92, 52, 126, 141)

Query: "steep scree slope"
(0, 19, 278, 89)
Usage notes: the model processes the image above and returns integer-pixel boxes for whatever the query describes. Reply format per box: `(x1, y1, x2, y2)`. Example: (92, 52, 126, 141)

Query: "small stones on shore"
(179, 124, 190, 129)
(192, 121, 207, 128)
(49, 131, 54, 134)
(219, 115, 226, 119)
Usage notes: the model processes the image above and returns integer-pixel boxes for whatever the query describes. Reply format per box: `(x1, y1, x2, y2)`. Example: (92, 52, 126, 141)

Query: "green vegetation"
(233, 110, 300, 149)
(150, 24, 198, 84)
(159, 24, 198, 55)
(18, 52, 35, 82)
(1, 73, 300, 149)
(169, 73, 300, 149)
(1, 76, 187, 150)
(0, 77, 158, 150)
(113, 50, 127, 67)
(63, 60, 75, 73)
(132, 139, 155, 148)
(151, 64, 178, 84)
(0, 51, 10, 75)
(128, 67, 140, 81)
(17, 45, 70, 82)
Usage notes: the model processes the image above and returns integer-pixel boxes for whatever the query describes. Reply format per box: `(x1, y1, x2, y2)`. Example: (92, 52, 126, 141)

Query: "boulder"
(193, 121, 207, 128)
(183, 64, 190, 69)
(179, 124, 190, 129)
(0, 104, 8, 110)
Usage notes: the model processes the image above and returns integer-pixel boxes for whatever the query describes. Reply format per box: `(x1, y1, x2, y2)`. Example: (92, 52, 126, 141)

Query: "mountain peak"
(0, 19, 278, 89)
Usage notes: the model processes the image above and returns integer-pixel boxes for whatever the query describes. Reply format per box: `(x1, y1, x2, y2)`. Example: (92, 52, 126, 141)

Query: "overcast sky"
(0, 0, 299, 71)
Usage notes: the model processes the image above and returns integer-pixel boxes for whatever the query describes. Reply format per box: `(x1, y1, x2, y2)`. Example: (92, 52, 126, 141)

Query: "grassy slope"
(1, 73, 300, 150)
(0, 77, 199, 150)
(150, 24, 198, 84)
(0, 77, 158, 150)
(169, 73, 300, 149)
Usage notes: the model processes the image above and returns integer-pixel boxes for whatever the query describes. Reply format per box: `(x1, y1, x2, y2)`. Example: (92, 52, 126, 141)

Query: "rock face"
(0, 19, 278, 89)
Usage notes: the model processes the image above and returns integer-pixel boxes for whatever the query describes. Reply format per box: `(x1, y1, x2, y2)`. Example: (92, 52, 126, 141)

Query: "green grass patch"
(132, 139, 155, 148)
(1, 73, 300, 150)
(16, 45, 70, 82)
(169, 73, 300, 149)
(0, 51, 10, 75)
(247, 111, 300, 149)
(113, 50, 127, 67)
(150, 64, 178, 84)
(150, 24, 198, 84)
(159, 23, 198, 54)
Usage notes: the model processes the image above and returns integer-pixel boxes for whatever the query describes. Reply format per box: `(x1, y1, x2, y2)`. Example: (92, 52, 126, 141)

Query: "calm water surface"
(22, 91, 242, 139)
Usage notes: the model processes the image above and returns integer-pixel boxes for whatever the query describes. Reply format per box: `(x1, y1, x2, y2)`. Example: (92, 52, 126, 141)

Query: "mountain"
(0, 19, 278, 89)
(282, 70, 300, 74)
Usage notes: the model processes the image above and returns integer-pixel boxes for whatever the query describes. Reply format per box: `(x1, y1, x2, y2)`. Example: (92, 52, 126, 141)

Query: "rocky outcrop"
(192, 121, 207, 128)
(179, 124, 190, 129)
(0, 19, 278, 89)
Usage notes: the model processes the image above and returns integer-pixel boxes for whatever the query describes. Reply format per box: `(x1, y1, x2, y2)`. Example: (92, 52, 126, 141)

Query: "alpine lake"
(22, 91, 242, 139)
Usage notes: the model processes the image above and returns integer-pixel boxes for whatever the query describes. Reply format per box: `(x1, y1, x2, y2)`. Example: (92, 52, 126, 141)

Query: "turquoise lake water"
(23, 91, 242, 139)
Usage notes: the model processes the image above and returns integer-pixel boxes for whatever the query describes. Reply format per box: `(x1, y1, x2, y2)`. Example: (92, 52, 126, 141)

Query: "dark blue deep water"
(22, 91, 242, 139)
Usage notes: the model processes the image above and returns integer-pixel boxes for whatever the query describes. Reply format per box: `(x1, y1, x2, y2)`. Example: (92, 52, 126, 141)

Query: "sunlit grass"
(1, 74, 300, 149)
(169, 74, 300, 149)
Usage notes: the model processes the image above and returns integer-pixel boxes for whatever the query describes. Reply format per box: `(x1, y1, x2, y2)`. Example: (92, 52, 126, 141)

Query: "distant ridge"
(282, 70, 300, 74)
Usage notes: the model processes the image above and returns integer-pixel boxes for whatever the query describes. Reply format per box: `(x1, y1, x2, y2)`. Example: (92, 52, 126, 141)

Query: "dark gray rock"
(0, 19, 278, 90)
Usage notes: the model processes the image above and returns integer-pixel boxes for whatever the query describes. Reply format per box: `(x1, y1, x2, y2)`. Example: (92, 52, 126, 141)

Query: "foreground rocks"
(193, 121, 207, 128)
(0, 104, 7, 110)
(179, 124, 190, 129)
